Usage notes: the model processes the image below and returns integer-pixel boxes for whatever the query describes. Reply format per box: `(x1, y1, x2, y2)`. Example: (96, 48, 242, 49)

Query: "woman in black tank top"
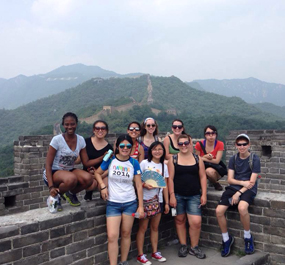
(168, 134, 207, 259)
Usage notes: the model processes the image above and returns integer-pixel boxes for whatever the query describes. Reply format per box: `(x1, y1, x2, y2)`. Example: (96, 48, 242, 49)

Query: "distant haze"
(0, 0, 285, 84)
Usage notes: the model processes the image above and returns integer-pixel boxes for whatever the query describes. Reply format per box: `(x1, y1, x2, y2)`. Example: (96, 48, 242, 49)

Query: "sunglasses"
(178, 141, 190, 146)
(146, 124, 156, 128)
(205, 132, 216, 136)
(172, 125, 183, 130)
(236, 143, 248, 147)
(94, 126, 107, 131)
(128, 127, 140, 131)
(119, 143, 132, 149)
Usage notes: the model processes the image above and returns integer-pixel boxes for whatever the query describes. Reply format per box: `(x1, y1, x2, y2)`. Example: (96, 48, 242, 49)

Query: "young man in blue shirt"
(216, 134, 260, 257)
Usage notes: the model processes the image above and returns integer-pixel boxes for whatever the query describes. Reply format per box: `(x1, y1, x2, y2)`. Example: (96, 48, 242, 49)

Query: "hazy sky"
(1, 0, 285, 84)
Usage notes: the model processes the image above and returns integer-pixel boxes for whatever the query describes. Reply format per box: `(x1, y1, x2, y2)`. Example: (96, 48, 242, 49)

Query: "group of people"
(44, 112, 260, 265)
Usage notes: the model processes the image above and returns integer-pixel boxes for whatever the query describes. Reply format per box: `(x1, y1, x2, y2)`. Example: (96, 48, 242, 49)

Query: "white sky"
(0, 0, 285, 84)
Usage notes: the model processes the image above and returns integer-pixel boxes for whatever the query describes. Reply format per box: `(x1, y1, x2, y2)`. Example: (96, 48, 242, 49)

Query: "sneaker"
(221, 235, 234, 257)
(120, 261, 129, 265)
(178, 244, 188, 257)
(152, 252, 166, 262)
(57, 197, 63, 211)
(84, 190, 93, 201)
(213, 182, 223, 191)
(245, 236, 254, 254)
(189, 246, 206, 259)
(137, 254, 152, 265)
(63, 191, 81, 207)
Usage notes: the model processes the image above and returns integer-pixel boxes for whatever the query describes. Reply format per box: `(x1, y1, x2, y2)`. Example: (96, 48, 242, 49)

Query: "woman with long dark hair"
(83, 120, 113, 201)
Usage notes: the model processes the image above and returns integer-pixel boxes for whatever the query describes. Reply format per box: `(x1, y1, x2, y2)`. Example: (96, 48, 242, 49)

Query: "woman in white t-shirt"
(44, 112, 96, 210)
(95, 134, 144, 265)
(136, 141, 170, 265)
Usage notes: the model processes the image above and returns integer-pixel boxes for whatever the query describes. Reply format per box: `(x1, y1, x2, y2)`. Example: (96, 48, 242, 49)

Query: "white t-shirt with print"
(101, 157, 142, 203)
(140, 159, 169, 203)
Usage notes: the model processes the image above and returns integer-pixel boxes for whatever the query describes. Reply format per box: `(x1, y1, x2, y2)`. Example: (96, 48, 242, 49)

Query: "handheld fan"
(141, 170, 166, 188)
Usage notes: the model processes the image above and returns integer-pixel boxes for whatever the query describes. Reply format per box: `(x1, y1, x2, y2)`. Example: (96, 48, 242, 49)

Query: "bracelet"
(170, 192, 175, 196)
(101, 186, 107, 191)
(142, 183, 145, 188)
(237, 190, 243, 195)
(48, 186, 54, 191)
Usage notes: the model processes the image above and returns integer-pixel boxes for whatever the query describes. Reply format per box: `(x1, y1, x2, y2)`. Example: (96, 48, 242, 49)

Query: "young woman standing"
(95, 134, 144, 265)
(168, 134, 207, 259)
(136, 142, 169, 264)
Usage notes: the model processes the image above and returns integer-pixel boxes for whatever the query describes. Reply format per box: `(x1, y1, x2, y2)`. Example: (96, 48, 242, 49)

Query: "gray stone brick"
(0, 249, 22, 263)
(23, 244, 41, 257)
(20, 223, 40, 235)
(0, 240, 11, 252)
(94, 251, 108, 264)
(72, 257, 94, 265)
(50, 247, 65, 259)
(40, 215, 73, 230)
(87, 243, 108, 257)
(66, 220, 94, 234)
(0, 225, 19, 239)
(23, 197, 44, 206)
(42, 235, 72, 251)
(88, 225, 107, 237)
(13, 231, 49, 248)
(86, 205, 106, 218)
(264, 243, 285, 255)
(41, 255, 73, 265)
(74, 231, 88, 242)
(271, 218, 285, 228)
(72, 250, 86, 262)
(66, 238, 94, 254)
(94, 233, 107, 245)
(50, 226, 66, 239)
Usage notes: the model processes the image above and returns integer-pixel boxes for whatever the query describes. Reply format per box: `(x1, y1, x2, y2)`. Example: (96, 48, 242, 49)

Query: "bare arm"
(45, 146, 59, 197)
(138, 145, 145, 163)
(80, 148, 106, 168)
(167, 157, 176, 208)
(163, 176, 170, 214)
(163, 136, 173, 160)
(202, 150, 223, 164)
(134, 174, 144, 218)
(198, 157, 207, 206)
(94, 166, 108, 200)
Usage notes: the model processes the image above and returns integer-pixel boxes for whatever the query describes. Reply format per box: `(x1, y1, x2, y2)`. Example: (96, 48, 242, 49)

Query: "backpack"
(173, 153, 199, 167)
(138, 135, 159, 144)
(233, 152, 255, 171)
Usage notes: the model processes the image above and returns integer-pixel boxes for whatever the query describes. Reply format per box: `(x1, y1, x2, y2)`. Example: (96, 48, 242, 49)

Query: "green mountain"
(253, 102, 285, 119)
(186, 77, 285, 107)
(0, 63, 144, 109)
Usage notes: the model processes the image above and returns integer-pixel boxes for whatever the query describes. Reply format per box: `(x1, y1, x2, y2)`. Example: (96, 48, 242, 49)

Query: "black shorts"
(218, 186, 256, 206)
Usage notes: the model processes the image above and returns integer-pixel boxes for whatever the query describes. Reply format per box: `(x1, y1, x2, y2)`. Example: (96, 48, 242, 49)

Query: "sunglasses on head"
(205, 131, 216, 136)
(172, 125, 183, 130)
(146, 124, 156, 128)
(178, 141, 190, 146)
(94, 126, 106, 131)
(236, 142, 248, 147)
(119, 143, 132, 149)
(128, 127, 140, 131)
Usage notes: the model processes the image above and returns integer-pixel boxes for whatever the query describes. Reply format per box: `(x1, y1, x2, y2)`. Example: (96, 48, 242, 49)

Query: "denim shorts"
(106, 200, 138, 217)
(175, 194, 201, 216)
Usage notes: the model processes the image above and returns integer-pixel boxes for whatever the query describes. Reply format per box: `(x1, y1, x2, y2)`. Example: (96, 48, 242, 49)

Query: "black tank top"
(174, 161, 201, 196)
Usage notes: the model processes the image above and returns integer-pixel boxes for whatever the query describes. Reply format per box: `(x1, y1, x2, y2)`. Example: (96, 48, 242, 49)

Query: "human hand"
(87, 166, 95, 174)
(242, 181, 253, 189)
(169, 194, 177, 208)
(200, 194, 207, 206)
(143, 183, 153, 190)
(164, 204, 170, 214)
(137, 206, 145, 219)
(100, 187, 108, 201)
(49, 187, 59, 197)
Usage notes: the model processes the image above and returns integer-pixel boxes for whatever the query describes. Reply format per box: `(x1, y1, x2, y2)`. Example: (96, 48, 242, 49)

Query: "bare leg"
(206, 168, 220, 184)
(216, 205, 229, 233)
(238, 201, 250, 231)
(107, 216, 121, 265)
(150, 213, 162, 253)
(120, 214, 135, 262)
(53, 171, 78, 194)
(174, 214, 187, 245)
(187, 214, 201, 247)
(137, 218, 150, 255)
(70, 169, 93, 193)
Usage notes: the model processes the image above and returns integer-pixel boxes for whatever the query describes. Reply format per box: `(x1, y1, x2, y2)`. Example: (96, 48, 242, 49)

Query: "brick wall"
(0, 201, 175, 265)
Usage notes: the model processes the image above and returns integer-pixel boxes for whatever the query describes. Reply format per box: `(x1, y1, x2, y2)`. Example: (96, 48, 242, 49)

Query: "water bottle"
(103, 150, 113, 161)
(47, 195, 59, 213)
(166, 238, 179, 246)
(132, 212, 147, 218)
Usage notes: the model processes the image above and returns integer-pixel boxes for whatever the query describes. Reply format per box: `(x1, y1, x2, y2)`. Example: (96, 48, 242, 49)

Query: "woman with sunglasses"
(127, 121, 145, 163)
(168, 134, 207, 259)
(138, 117, 161, 159)
(194, 125, 225, 191)
(136, 141, 169, 264)
(95, 134, 144, 265)
(83, 120, 113, 201)
(163, 119, 186, 160)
